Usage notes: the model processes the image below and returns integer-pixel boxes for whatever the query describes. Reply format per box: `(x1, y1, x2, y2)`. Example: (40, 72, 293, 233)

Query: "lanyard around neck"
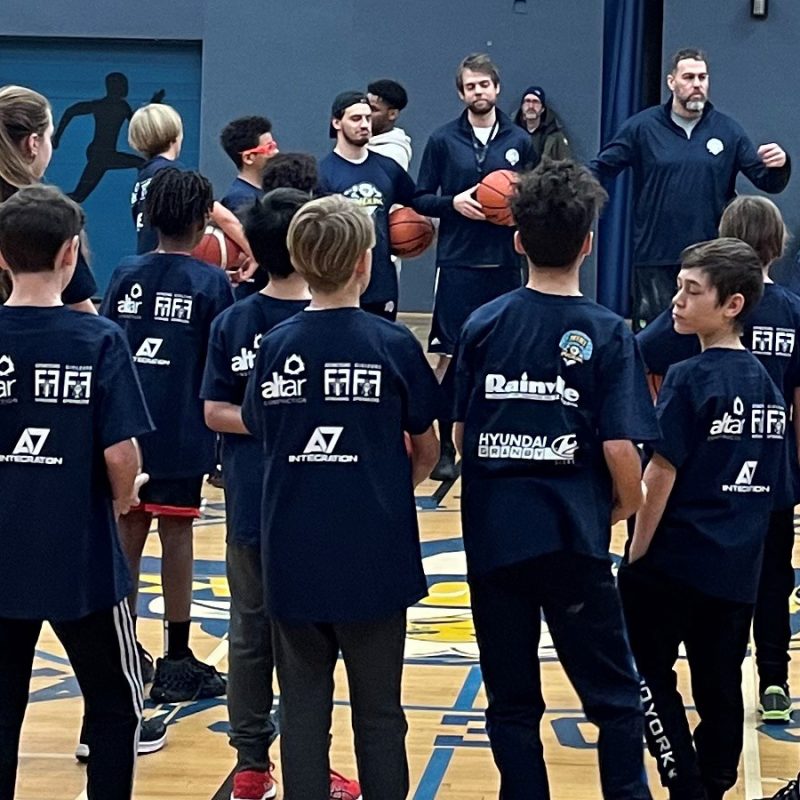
(471, 118, 499, 174)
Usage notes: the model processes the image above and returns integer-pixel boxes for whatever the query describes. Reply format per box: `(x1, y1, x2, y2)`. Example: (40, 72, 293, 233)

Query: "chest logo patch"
(505, 148, 520, 166)
(559, 330, 593, 366)
(706, 137, 724, 156)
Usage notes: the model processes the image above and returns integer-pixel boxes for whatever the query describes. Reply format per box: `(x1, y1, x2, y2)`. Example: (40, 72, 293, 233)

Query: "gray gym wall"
(664, 0, 800, 287)
(4, 0, 605, 309)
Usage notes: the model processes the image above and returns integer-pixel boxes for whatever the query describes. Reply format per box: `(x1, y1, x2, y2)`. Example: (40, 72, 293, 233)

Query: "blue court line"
(453, 665, 483, 710)
(411, 748, 455, 800)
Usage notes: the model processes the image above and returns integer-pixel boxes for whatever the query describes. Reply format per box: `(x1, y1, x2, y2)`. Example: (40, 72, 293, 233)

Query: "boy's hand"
(114, 472, 149, 519)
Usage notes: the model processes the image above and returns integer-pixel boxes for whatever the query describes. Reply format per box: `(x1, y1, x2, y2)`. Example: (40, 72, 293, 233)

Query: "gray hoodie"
(367, 126, 413, 171)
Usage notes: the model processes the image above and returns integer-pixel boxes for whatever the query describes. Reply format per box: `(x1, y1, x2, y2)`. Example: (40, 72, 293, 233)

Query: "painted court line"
(741, 645, 763, 799)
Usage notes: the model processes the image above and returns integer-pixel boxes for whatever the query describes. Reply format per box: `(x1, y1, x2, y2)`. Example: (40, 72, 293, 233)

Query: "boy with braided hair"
(102, 167, 233, 701)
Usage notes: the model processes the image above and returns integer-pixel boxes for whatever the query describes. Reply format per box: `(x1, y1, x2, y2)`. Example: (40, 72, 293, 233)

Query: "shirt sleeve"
(61, 248, 97, 305)
(200, 315, 238, 402)
(394, 164, 417, 207)
(241, 344, 265, 439)
(735, 124, 792, 195)
(652, 372, 696, 469)
(96, 328, 154, 448)
(597, 324, 660, 442)
(397, 332, 443, 434)
(452, 325, 475, 423)
(411, 136, 453, 218)
(589, 118, 637, 182)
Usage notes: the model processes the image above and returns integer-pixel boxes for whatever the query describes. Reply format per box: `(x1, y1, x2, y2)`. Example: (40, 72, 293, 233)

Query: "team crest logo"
(505, 148, 520, 166)
(559, 330, 593, 366)
(706, 137, 724, 156)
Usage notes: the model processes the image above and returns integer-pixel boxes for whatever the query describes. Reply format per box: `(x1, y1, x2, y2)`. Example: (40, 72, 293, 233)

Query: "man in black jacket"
(513, 85, 572, 161)
(413, 53, 536, 480)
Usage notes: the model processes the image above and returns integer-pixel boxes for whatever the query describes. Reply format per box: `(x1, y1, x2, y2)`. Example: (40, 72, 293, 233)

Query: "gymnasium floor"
(14, 316, 800, 800)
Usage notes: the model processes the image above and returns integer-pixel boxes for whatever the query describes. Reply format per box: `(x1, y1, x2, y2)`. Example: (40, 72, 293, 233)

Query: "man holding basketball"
(413, 53, 536, 480)
(318, 91, 415, 321)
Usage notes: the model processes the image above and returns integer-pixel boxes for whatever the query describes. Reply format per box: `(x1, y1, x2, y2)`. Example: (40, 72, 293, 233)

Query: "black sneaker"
(761, 773, 800, 799)
(430, 441, 459, 482)
(150, 653, 227, 702)
(138, 642, 155, 685)
(137, 717, 167, 754)
(759, 685, 793, 723)
(75, 717, 167, 762)
(207, 466, 225, 489)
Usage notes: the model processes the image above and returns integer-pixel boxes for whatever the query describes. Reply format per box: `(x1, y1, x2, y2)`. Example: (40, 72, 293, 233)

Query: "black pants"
(0, 601, 143, 800)
(754, 507, 796, 691)
(226, 543, 276, 772)
(618, 564, 753, 800)
(632, 265, 680, 332)
(272, 613, 408, 800)
(469, 552, 651, 800)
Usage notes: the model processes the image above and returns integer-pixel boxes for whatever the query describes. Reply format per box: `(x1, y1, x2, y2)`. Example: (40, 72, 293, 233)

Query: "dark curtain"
(597, 0, 662, 315)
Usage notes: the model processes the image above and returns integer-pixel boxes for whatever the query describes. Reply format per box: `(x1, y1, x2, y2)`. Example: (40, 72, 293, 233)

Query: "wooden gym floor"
(13, 315, 800, 799)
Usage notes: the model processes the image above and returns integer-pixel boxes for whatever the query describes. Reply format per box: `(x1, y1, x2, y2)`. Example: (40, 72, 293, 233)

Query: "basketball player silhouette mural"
(52, 72, 164, 202)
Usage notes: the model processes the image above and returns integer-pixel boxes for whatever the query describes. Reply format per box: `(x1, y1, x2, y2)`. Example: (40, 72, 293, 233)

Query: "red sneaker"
(231, 768, 277, 800)
(329, 769, 361, 800)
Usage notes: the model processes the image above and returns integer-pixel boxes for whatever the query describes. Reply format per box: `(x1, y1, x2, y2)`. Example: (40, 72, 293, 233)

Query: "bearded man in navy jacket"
(592, 47, 790, 331)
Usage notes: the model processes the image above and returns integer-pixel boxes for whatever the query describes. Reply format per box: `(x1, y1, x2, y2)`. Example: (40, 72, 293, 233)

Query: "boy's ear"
(513, 230, 526, 256)
(722, 291, 745, 321)
(0, 247, 9, 271)
(581, 230, 594, 258)
(55, 235, 80, 272)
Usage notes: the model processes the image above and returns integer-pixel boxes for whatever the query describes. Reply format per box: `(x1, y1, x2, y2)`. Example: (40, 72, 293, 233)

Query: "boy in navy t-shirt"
(0, 185, 152, 800)
(637, 196, 800, 726)
(201, 189, 307, 800)
(241, 195, 441, 800)
(453, 159, 658, 800)
(102, 168, 233, 703)
(620, 238, 787, 800)
(219, 115, 277, 213)
(219, 115, 279, 300)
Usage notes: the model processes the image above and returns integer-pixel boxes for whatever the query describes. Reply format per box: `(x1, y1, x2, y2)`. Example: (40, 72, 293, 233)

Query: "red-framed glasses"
(240, 141, 279, 157)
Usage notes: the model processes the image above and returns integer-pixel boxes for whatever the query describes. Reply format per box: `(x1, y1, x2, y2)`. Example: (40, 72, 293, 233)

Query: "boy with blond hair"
(242, 195, 441, 800)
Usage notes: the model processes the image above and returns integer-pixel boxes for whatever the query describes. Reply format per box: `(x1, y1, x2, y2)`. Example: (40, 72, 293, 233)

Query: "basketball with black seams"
(476, 169, 519, 226)
(388, 206, 435, 258)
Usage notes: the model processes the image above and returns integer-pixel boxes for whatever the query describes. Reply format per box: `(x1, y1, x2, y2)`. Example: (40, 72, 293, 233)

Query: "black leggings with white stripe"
(0, 601, 143, 800)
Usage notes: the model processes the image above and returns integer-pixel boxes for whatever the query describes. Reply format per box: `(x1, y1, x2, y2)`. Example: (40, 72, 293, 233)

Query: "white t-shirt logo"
(706, 138, 724, 156)
(505, 148, 520, 166)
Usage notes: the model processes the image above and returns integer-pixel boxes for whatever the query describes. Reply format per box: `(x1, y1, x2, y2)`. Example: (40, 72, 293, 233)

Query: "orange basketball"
(388, 206, 435, 258)
(476, 169, 519, 226)
(191, 225, 245, 269)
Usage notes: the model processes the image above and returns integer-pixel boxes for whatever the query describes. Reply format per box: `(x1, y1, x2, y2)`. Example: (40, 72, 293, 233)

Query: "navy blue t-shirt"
(453, 288, 659, 575)
(241, 308, 442, 623)
(0, 306, 153, 620)
(221, 177, 262, 213)
(412, 109, 536, 269)
(318, 151, 415, 308)
(639, 349, 786, 603)
(131, 156, 188, 254)
(200, 293, 308, 547)
(101, 252, 234, 478)
(591, 100, 791, 267)
(637, 282, 800, 506)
